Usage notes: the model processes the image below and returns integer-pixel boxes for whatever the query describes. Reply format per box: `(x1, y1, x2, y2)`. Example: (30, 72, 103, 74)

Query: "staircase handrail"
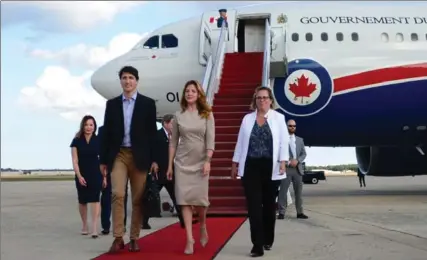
(206, 21, 228, 105)
(202, 55, 213, 93)
(262, 18, 271, 88)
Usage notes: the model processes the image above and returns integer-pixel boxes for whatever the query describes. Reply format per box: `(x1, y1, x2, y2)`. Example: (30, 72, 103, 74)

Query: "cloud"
(18, 66, 106, 122)
(19, 31, 150, 122)
(1, 1, 145, 33)
(28, 32, 147, 70)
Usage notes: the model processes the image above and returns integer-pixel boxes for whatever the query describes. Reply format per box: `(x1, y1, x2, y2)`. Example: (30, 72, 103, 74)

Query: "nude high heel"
(184, 239, 195, 255)
(200, 226, 209, 247)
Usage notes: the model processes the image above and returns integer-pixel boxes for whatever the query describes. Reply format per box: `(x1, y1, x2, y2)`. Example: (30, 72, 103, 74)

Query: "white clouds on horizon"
(28, 32, 148, 71)
(1, 1, 145, 33)
(19, 33, 146, 122)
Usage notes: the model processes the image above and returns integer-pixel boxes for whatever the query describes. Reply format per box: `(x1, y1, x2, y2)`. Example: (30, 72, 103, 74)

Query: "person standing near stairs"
(231, 86, 289, 257)
(277, 119, 308, 220)
(167, 80, 215, 255)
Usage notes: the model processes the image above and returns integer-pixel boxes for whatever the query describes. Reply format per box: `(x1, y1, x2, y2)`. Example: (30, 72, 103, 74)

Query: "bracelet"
(205, 157, 212, 163)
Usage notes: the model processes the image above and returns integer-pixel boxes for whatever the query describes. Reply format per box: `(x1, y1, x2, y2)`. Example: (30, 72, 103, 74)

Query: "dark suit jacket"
(154, 128, 170, 184)
(100, 93, 158, 172)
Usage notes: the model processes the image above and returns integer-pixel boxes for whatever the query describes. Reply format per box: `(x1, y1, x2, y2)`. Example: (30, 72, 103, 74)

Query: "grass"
(1, 175, 75, 182)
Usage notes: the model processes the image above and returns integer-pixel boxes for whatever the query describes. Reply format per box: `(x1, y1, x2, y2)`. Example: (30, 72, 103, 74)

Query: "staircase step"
(217, 88, 255, 98)
(215, 142, 237, 150)
(213, 150, 234, 159)
(209, 168, 232, 177)
(210, 197, 247, 207)
(220, 77, 261, 84)
(216, 83, 260, 89)
(211, 158, 233, 167)
(215, 118, 242, 126)
(216, 134, 238, 142)
(207, 206, 247, 216)
(210, 178, 241, 187)
(213, 105, 250, 113)
(209, 186, 245, 197)
(214, 98, 252, 106)
(214, 112, 246, 120)
(216, 126, 240, 134)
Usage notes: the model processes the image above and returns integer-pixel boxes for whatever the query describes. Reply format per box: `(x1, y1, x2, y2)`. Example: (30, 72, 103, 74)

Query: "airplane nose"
(90, 63, 120, 99)
(91, 66, 106, 95)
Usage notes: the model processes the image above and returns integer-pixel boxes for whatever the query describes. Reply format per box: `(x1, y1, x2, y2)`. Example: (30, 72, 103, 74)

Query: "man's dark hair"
(162, 114, 174, 124)
(119, 66, 139, 80)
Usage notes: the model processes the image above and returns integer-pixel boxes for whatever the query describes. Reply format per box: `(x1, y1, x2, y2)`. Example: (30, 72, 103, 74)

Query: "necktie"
(290, 135, 296, 159)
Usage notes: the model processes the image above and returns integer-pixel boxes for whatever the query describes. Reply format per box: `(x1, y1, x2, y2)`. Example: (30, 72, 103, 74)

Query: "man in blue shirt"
(100, 66, 159, 253)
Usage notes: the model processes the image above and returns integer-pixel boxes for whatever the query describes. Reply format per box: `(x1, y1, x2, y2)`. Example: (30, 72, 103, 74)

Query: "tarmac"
(1, 175, 427, 260)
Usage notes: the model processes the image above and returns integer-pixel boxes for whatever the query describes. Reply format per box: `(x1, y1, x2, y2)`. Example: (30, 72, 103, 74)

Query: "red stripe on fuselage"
(333, 63, 427, 93)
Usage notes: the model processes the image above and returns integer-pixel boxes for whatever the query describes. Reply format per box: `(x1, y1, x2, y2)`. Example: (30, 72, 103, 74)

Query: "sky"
(1, 1, 358, 169)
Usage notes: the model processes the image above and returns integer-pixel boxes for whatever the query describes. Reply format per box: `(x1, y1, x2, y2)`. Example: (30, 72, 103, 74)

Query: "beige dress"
(170, 109, 215, 207)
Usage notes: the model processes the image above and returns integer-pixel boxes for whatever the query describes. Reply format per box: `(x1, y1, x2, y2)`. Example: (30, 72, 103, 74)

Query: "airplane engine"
(356, 146, 427, 176)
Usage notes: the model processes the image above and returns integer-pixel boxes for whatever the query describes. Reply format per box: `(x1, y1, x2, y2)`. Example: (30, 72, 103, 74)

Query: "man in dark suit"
(100, 66, 159, 253)
(142, 114, 185, 229)
(277, 119, 308, 219)
(98, 126, 129, 235)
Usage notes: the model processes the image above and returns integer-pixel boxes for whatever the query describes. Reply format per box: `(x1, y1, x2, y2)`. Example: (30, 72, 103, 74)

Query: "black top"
(70, 135, 102, 187)
(247, 121, 273, 159)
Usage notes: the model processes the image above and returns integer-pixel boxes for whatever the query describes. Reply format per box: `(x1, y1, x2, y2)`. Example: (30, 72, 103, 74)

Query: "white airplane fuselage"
(91, 2, 427, 176)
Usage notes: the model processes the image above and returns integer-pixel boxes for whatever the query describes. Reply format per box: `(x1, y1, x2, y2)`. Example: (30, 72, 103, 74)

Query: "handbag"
(142, 173, 161, 217)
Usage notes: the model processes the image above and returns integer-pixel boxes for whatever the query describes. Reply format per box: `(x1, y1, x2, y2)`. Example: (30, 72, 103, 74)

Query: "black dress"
(70, 135, 102, 204)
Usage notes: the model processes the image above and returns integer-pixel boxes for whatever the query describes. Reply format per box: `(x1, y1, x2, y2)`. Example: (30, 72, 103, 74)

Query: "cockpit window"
(143, 35, 159, 49)
(161, 34, 178, 48)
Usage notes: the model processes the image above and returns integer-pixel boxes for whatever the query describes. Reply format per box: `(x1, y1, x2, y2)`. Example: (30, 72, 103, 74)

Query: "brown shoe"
(128, 239, 140, 252)
(108, 237, 125, 254)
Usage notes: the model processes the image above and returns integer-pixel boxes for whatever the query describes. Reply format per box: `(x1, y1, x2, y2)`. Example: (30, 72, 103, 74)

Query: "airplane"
(90, 1, 427, 178)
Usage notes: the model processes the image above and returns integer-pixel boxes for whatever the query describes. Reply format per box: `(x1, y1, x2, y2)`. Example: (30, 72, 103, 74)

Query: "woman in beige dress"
(167, 80, 215, 255)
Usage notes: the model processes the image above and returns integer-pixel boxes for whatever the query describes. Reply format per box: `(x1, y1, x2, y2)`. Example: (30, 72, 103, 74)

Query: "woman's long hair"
(180, 80, 212, 119)
(75, 115, 97, 138)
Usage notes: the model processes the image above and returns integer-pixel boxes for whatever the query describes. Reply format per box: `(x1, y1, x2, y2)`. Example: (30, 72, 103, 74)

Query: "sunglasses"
(288, 125, 296, 128)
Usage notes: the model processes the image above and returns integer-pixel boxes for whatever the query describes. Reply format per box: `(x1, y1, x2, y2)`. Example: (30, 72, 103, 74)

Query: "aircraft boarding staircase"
(203, 20, 272, 216)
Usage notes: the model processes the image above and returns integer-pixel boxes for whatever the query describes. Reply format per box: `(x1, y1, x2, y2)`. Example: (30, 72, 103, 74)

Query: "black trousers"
(242, 157, 281, 248)
(143, 180, 184, 225)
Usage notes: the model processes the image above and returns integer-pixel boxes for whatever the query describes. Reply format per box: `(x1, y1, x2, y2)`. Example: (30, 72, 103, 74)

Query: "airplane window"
(381, 33, 389, 42)
(396, 33, 403, 42)
(411, 33, 418, 41)
(291, 33, 299, 42)
(162, 34, 178, 48)
(336, 33, 343, 41)
(305, 33, 313, 42)
(351, 33, 359, 41)
(321, 32, 328, 41)
(143, 35, 159, 49)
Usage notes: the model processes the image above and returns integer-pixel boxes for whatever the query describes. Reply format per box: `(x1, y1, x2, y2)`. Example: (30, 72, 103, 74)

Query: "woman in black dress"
(70, 115, 106, 238)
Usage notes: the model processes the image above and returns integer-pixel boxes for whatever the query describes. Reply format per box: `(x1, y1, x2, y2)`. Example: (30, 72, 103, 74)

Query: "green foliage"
(306, 164, 358, 172)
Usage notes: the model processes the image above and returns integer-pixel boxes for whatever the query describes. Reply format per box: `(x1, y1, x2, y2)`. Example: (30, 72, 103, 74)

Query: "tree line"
(305, 164, 358, 172)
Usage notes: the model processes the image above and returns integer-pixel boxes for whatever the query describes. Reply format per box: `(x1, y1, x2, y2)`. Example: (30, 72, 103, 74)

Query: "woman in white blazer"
(231, 86, 289, 257)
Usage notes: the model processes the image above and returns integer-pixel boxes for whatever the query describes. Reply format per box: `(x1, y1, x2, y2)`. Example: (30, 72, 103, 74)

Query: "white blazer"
(232, 109, 290, 180)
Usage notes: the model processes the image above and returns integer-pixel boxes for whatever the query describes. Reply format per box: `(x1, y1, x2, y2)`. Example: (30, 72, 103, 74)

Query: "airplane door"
(271, 26, 285, 62)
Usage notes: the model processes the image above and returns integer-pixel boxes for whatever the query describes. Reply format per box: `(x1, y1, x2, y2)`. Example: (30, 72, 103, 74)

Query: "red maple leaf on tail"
(288, 74, 317, 104)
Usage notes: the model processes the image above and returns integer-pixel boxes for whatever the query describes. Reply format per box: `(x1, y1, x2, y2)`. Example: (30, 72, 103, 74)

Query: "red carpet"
(93, 217, 246, 260)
